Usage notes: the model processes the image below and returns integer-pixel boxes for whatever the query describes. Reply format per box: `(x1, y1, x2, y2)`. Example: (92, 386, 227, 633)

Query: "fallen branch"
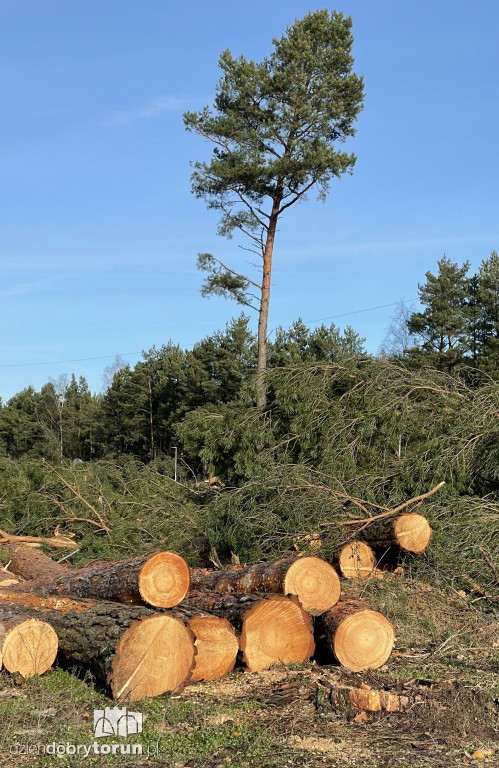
(46, 466, 111, 534)
(341, 482, 445, 529)
(0, 529, 77, 549)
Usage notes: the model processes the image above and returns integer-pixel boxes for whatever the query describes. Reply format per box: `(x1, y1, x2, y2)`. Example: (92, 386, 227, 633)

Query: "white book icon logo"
(93, 707, 142, 738)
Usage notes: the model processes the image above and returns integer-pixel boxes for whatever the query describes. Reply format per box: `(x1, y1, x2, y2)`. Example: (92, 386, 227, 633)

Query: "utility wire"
(0, 299, 418, 369)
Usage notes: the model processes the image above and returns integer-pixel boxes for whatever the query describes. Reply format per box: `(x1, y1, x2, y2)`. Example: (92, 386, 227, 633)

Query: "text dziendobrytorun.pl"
(8, 741, 160, 757)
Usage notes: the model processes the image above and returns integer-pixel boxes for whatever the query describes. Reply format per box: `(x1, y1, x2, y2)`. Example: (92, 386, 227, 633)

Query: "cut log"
(0, 591, 195, 700)
(4, 550, 191, 609)
(165, 602, 239, 682)
(0, 570, 21, 588)
(350, 512, 432, 554)
(189, 616, 238, 682)
(0, 611, 58, 677)
(240, 595, 315, 672)
(191, 556, 340, 616)
(329, 685, 413, 714)
(1, 542, 68, 581)
(336, 541, 376, 579)
(182, 591, 315, 672)
(318, 599, 395, 672)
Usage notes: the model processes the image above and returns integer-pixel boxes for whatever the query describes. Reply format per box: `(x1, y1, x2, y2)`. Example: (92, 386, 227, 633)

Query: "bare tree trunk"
(148, 376, 155, 461)
(256, 205, 280, 410)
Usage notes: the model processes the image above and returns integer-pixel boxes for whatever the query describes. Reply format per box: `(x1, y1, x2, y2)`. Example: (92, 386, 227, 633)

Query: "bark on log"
(318, 599, 395, 672)
(349, 513, 432, 554)
(336, 541, 376, 579)
(4, 550, 191, 609)
(191, 556, 340, 616)
(0, 611, 58, 677)
(0, 590, 195, 701)
(1, 542, 68, 581)
(182, 591, 315, 672)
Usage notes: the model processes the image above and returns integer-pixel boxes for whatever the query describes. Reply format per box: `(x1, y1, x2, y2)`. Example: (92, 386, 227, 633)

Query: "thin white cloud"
(105, 95, 185, 125)
(0, 276, 60, 299)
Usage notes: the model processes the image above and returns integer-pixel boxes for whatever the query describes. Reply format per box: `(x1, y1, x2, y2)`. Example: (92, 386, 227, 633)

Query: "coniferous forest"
(1, 252, 499, 599)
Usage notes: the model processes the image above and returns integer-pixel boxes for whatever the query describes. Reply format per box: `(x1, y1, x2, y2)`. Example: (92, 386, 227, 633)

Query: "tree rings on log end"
(338, 541, 376, 580)
(284, 557, 341, 615)
(394, 513, 432, 554)
(333, 609, 394, 672)
(110, 614, 195, 701)
(138, 551, 191, 608)
(188, 616, 239, 682)
(240, 595, 315, 672)
(2, 618, 58, 677)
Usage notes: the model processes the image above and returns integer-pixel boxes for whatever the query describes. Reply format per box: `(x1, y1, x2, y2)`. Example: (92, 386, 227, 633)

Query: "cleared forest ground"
(0, 575, 497, 768)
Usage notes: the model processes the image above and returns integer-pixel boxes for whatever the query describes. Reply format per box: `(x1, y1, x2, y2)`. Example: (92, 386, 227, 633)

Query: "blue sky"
(1, 0, 498, 401)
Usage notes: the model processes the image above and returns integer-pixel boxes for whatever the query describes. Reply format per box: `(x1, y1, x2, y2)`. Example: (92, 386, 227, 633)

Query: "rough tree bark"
(191, 556, 340, 616)
(0, 591, 195, 701)
(3, 548, 191, 608)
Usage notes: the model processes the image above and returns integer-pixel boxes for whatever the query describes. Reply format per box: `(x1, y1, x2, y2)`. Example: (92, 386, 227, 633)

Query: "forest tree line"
(1, 252, 498, 478)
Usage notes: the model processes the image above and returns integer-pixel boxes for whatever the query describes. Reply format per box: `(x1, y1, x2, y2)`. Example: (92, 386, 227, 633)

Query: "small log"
(0, 570, 21, 588)
(0, 611, 58, 677)
(189, 616, 238, 682)
(351, 512, 432, 554)
(336, 541, 376, 579)
(329, 685, 413, 714)
(182, 591, 315, 672)
(0, 591, 195, 700)
(318, 599, 395, 672)
(191, 556, 340, 616)
(166, 603, 239, 682)
(0, 529, 76, 549)
(1, 542, 68, 581)
(4, 550, 191, 609)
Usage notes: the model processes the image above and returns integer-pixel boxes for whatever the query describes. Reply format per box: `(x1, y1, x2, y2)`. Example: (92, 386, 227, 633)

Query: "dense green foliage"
(1, 253, 499, 602)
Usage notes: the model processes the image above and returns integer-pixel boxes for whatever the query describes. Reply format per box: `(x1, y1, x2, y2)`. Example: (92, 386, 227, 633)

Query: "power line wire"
(0, 299, 418, 369)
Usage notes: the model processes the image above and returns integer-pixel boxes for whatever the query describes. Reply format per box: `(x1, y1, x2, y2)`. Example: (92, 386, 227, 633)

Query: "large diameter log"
(182, 591, 315, 672)
(0, 591, 194, 700)
(241, 595, 315, 672)
(0, 611, 58, 677)
(352, 513, 432, 554)
(191, 557, 340, 616)
(4, 551, 191, 609)
(319, 599, 395, 672)
(1, 542, 68, 581)
(336, 541, 376, 580)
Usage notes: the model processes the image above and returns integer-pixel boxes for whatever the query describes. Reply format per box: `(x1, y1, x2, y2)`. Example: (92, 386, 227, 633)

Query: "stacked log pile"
(0, 488, 437, 703)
